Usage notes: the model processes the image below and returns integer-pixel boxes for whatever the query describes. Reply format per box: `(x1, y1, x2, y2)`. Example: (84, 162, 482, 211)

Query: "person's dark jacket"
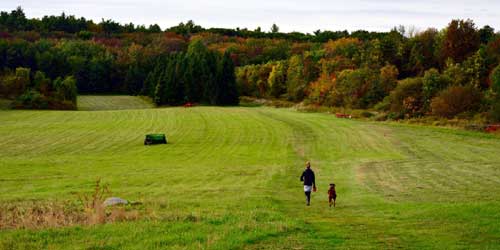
(300, 168, 315, 186)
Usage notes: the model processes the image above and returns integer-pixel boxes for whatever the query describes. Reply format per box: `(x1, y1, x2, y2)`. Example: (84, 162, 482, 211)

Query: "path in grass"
(0, 101, 499, 249)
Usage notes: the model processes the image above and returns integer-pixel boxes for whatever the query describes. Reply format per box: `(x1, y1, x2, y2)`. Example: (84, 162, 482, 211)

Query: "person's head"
(305, 161, 311, 169)
(330, 183, 335, 187)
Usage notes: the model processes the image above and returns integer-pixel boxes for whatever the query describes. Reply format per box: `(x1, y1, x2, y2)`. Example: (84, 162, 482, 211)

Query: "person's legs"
(305, 191, 311, 205)
(329, 197, 332, 207)
(333, 197, 336, 207)
(303, 185, 312, 205)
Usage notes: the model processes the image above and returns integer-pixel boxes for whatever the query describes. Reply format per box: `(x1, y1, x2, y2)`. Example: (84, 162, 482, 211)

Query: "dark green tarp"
(144, 134, 167, 145)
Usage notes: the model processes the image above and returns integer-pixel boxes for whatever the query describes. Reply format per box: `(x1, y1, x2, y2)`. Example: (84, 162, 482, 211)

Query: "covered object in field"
(144, 134, 167, 145)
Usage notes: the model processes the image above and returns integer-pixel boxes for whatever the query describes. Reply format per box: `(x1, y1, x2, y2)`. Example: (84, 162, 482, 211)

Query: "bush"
(491, 65, 500, 94)
(54, 76, 78, 104)
(335, 68, 380, 108)
(373, 113, 388, 121)
(431, 85, 481, 118)
(77, 31, 93, 40)
(374, 96, 390, 111)
(13, 90, 48, 109)
(379, 64, 399, 95)
(490, 99, 500, 122)
(387, 77, 424, 118)
(0, 68, 30, 98)
(422, 68, 451, 109)
(360, 111, 375, 118)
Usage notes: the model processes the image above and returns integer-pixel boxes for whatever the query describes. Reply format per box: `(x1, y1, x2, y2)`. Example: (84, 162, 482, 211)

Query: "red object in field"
(335, 113, 352, 119)
(485, 124, 500, 133)
(184, 102, 193, 108)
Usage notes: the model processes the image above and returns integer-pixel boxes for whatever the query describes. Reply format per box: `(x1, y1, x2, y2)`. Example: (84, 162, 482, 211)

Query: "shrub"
(33, 71, 52, 95)
(356, 110, 375, 118)
(379, 64, 399, 95)
(422, 68, 451, 108)
(335, 68, 380, 108)
(77, 30, 93, 40)
(373, 113, 388, 121)
(431, 85, 481, 118)
(13, 90, 48, 109)
(374, 96, 390, 111)
(306, 72, 335, 106)
(0, 68, 30, 98)
(490, 100, 500, 122)
(387, 77, 424, 118)
(491, 64, 500, 95)
(55, 76, 78, 104)
(268, 62, 287, 98)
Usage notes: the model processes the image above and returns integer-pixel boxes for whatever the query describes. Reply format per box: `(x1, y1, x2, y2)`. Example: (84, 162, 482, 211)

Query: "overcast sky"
(2, 0, 499, 33)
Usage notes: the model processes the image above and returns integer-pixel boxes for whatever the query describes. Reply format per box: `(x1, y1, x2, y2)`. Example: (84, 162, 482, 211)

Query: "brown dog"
(328, 183, 337, 207)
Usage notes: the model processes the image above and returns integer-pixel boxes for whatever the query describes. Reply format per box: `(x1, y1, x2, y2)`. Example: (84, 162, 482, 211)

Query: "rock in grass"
(103, 197, 128, 207)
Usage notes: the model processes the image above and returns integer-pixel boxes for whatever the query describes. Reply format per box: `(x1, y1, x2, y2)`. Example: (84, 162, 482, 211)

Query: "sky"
(2, 0, 499, 33)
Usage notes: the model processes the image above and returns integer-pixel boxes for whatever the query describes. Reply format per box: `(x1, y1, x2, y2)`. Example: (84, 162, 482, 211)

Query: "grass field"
(0, 96, 499, 249)
(77, 95, 155, 111)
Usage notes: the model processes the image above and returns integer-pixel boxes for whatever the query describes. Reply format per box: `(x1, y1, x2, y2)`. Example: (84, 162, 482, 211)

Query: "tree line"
(2, 7, 407, 42)
(236, 20, 500, 122)
(0, 67, 77, 109)
(145, 40, 238, 106)
(0, 7, 500, 122)
(0, 36, 238, 107)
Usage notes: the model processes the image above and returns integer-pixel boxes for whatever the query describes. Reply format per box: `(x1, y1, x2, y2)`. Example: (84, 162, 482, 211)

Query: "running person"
(300, 161, 316, 206)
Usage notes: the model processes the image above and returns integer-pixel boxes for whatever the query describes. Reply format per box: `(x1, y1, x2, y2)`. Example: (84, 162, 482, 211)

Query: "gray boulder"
(103, 197, 128, 207)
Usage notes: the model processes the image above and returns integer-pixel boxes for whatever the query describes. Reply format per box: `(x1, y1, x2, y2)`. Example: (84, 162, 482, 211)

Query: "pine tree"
(204, 51, 218, 104)
(181, 53, 193, 103)
(186, 39, 210, 103)
(164, 53, 185, 105)
(145, 57, 166, 98)
(125, 62, 145, 95)
(216, 51, 239, 105)
(153, 70, 166, 105)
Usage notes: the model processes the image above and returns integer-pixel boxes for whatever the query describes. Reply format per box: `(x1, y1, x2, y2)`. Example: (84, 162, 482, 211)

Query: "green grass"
(77, 95, 154, 111)
(0, 96, 499, 249)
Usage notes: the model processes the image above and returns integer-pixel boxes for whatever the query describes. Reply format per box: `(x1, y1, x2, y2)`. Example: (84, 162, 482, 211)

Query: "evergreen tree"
(153, 56, 171, 104)
(186, 39, 210, 102)
(125, 62, 145, 95)
(215, 51, 239, 105)
(271, 23, 279, 33)
(180, 53, 193, 103)
(163, 53, 185, 105)
(153, 73, 165, 105)
(146, 57, 166, 99)
(203, 51, 219, 104)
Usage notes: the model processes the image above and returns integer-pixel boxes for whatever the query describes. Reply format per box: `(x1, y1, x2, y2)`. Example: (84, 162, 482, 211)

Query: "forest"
(1, 7, 499, 122)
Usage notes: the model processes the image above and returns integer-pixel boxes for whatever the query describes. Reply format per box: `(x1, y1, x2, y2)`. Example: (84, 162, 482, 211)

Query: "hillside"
(1, 99, 499, 249)
(1, 7, 500, 123)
